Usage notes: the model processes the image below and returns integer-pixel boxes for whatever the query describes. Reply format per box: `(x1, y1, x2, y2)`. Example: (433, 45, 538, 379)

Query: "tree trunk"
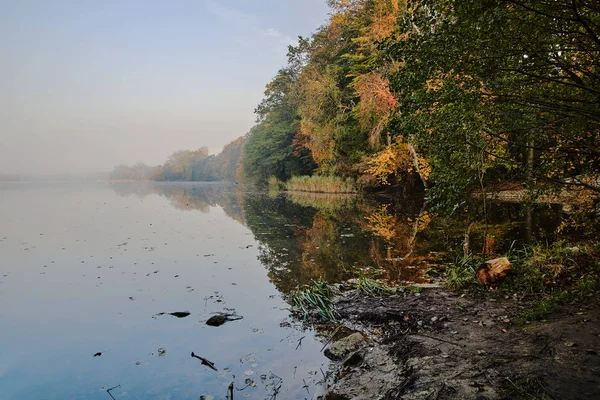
(527, 138, 534, 185)
(407, 143, 429, 189)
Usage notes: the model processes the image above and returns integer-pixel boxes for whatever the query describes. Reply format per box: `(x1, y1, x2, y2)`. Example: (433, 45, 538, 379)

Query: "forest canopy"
(241, 0, 598, 206)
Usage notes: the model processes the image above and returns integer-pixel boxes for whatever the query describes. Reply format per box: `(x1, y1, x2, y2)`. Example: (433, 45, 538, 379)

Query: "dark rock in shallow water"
(169, 311, 190, 318)
(206, 315, 227, 326)
(206, 313, 243, 327)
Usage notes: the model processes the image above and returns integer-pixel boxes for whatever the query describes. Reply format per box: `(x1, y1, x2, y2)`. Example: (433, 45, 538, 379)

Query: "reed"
(286, 175, 358, 194)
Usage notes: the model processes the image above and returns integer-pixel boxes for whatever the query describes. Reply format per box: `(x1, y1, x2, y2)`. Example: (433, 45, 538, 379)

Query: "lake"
(0, 182, 562, 399)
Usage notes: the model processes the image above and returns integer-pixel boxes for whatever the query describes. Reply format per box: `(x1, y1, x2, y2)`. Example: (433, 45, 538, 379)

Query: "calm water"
(0, 182, 562, 400)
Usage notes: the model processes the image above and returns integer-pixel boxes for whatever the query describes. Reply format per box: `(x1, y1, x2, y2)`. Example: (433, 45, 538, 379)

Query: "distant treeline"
(109, 137, 245, 182)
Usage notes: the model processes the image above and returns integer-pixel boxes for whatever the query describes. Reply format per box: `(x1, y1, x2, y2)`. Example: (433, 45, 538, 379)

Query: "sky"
(0, 0, 330, 175)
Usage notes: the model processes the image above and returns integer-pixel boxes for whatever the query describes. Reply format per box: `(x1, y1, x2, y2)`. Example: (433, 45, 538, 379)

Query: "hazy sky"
(0, 0, 330, 174)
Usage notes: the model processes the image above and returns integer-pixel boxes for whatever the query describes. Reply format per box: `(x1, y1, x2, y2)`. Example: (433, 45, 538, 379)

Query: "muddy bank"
(321, 288, 600, 399)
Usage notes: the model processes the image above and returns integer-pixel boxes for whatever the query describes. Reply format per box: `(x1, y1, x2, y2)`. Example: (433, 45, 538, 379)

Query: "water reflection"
(0, 181, 563, 399)
(111, 182, 246, 224)
(111, 182, 563, 293)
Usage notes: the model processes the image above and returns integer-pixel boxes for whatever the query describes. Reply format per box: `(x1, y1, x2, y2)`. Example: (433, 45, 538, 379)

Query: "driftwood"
(476, 257, 511, 285)
(191, 352, 218, 371)
(106, 385, 121, 400)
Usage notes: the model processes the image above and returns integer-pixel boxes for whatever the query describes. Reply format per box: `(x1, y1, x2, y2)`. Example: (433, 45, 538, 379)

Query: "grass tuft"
(445, 254, 478, 290)
(288, 279, 337, 321)
(356, 270, 392, 296)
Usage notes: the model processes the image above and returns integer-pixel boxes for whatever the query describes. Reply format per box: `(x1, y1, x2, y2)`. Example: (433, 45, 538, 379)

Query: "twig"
(295, 336, 305, 350)
(411, 333, 466, 347)
(191, 352, 218, 371)
(267, 374, 283, 400)
(302, 379, 310, 394)
(106, 384, 120, 400)
(319, 367, 327, 381)
(320, 325, 342, 352)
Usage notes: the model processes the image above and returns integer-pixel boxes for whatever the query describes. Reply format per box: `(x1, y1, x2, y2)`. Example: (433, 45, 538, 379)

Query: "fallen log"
(476, 257, 511, 285)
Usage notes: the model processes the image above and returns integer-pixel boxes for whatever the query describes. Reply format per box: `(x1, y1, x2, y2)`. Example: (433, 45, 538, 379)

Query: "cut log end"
(476, 257, 511, 285)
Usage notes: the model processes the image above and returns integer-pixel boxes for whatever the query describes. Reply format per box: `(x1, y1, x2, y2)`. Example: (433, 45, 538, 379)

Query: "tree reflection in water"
(109, 182, 563, 295)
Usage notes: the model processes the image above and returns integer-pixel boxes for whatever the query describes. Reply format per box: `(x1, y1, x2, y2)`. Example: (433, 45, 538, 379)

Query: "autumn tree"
(378, 0, 599, 209)
(243, 42, 316, 183)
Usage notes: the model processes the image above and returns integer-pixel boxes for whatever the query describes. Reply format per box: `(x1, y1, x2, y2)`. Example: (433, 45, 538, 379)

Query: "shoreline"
(317, 287, 600, 399)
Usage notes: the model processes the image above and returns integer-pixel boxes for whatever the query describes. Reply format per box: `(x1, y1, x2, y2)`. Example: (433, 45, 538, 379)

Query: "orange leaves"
(354, 72, 399, 148)
(426, 77, 444, 92)
(370, 0, 402, 41)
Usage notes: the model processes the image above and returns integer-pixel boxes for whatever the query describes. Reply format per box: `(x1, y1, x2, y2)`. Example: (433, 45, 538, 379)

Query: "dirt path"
(323, 289, 600, 399)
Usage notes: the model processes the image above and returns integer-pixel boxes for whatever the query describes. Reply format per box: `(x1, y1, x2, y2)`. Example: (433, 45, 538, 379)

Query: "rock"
(169, 311, 190, 318)
(476, 257, 511, 285)
(324, 332, 366, 360)
(205, 313, 243, 327)
(343, 350, 364, 367)
(206, 315, 227, 326)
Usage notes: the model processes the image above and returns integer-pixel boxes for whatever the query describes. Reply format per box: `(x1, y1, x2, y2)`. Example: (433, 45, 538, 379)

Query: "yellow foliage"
(359, 138, 412, 185)
(416, 211, 432, 232)
(365, 205, 398, 242)
(296, 66, 344, 169)
(416, 154, 431, 181)
(370, 0, 402, 41)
